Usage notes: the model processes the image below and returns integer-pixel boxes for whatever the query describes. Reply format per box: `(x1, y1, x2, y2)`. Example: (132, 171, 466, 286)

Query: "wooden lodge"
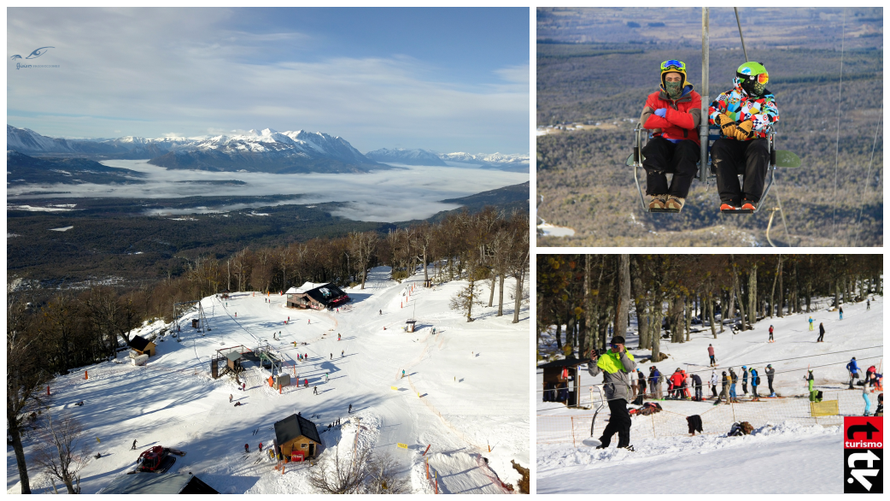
(285, 282, 350, 310)
(273, 413, 322, 462)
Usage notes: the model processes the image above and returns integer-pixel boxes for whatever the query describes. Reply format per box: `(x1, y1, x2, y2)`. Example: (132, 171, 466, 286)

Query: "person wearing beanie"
(639, 59, 702, 212)
(588, 335, 637, 451)
(708, 61, 780, 212)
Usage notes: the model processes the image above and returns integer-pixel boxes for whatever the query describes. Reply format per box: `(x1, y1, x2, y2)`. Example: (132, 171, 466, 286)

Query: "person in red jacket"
(639, 60, 702, 212)
(670, 369, 685, 399)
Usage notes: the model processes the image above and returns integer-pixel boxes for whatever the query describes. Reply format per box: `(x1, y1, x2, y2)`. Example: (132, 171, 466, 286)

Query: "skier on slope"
(729, 368, 738, 403)
(768, 325, 774, 343)
(808, 316, 814, 331)
(846, 357, 861, 390)
(691, 373, 703, 401)
(741, 366, 749, 395)
(588, 335, 637, 451)
(862, 384, 872, 416)
(708, 344, 716, 367)
(839, 306, 844, 320)
(710, 370, 719, 398)
(817, 323, 825, 342)
(765, 364, 776, 397)
(750, 367, 760, 400)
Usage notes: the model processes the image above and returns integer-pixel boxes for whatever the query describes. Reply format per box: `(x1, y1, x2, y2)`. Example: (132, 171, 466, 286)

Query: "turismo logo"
(9, 46, 59, 70)
(844, 416, 883, 493)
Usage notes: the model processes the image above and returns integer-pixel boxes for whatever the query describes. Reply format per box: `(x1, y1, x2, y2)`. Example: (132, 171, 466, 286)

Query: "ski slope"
(537, 295, 884, 494)
(8, 266, 529, 494)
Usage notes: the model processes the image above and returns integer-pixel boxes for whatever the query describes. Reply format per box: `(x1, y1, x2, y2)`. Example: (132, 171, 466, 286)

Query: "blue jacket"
(750, 369, 759, 385)
(650, 369, 661, 385)
(847, 359, 860, 373)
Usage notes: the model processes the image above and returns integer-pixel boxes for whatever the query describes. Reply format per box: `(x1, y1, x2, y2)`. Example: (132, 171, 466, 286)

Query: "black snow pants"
(641, 137, 700, 198)
(711, 137, 769, 206)
(600, 398, 632, 448)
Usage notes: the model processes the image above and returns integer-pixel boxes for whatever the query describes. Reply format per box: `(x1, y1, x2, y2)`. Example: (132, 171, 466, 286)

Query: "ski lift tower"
(173, 300, 211, 336)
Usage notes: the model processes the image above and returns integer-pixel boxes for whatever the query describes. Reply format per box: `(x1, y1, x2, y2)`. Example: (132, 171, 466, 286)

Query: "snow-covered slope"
(7, 266, 529, 494)
(537, 295, 883, 494)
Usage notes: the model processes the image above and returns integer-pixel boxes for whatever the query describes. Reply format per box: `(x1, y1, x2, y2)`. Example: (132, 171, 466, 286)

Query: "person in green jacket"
(588, 336, 637, 451)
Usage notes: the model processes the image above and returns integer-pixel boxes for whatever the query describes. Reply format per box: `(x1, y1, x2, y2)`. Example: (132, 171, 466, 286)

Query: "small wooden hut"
(274, 414, 322, 462)
(130, 335, 157, 357)
(539, 357, 587, 407)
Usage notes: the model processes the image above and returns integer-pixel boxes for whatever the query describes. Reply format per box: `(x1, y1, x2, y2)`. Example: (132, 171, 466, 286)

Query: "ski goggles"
(660, 60, 686, 72)
(740, 72, 769, 84)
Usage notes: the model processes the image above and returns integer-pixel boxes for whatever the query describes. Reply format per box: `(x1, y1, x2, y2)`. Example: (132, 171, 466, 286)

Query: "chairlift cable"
(734, 8, 749, 62)
(852, 104, 883, 247)
(831, 8, 847, 242)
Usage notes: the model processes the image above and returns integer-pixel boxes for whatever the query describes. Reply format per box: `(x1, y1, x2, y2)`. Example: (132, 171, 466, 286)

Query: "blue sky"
(7, 7, 529, 154)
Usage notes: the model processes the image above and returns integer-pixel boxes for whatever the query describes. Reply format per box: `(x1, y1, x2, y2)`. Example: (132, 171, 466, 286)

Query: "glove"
(731, 127, 750, 141)
(737, 119, 755, 138)
(722, 124, 739, 138)
(715, 113, 737, 136)
(654, 108, 667, 118)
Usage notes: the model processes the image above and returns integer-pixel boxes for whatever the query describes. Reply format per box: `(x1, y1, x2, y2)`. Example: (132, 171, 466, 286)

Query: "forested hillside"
(537, 254, 881, 361)
(536, 7, 882, 246)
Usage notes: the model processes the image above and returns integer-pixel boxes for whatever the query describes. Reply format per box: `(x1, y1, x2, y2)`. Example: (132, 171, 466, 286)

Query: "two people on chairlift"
(640, 59, 780, 212)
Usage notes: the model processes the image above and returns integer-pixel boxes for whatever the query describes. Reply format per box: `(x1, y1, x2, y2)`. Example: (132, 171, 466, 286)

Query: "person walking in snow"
(768, 325, 774, 343)
(741, 366, 749, 395)
(867, 299, 871, 310)
(708, 344, 716, 367)
(729, 368, 738, 402)
(348, 404, 353, 413)
(324, 373, 329, 383)
(401, 369, 406, 379)
(637, 369, 647, 398)
(862, 384, 872, 416)
(808, 316, 814, 331)
(817, 323, 825, 342)
(338, 333, 341, 341)
(244, 444, 249, 453)
(588, 335, 637, 451)
(132, 439, 138, 450)
(710, 370, 719, 398)
(242, 382, 246, 391)
(304, 379, 308, 388)
(259, 442, 263, 452)
(341, 350, 344, 357)
(839, 306, 844, 320)
(229, 394, 233, 404)
(765, 364, 776, 397)
(313, 386, 318, 395)
(330, 353, 333, 360)
(847, 357, 861, 390)
(750, 367, 760, 399)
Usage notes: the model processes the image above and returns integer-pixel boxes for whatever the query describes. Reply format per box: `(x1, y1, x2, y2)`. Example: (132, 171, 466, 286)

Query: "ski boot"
(769, 393, 776, 398)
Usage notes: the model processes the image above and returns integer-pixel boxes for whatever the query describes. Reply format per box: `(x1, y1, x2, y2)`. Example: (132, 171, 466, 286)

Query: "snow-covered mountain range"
(6, 125, 529, 173)
(6, 125, 382, 174)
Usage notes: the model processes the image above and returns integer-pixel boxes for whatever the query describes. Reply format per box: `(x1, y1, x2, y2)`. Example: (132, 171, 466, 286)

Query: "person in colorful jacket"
(639, 59, 702, 211)
(588, 336, 637, 451)
(708, 61, 780, 211)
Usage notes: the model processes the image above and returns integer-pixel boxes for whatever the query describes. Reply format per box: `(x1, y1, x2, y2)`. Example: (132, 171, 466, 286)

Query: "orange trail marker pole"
(85, 371, 88, 380)
(423, 444, 431, 456)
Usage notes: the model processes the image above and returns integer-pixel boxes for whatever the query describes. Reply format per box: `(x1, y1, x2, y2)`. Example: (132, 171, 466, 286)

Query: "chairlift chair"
(628, 124, 798, 214)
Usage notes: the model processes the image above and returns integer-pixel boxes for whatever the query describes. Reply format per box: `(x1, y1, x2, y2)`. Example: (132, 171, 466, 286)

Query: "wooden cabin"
(130, 335, 157, 357)
(273, 413, 322, 462)
(286, 282, 350, 310)
(539, 357, 586, 407)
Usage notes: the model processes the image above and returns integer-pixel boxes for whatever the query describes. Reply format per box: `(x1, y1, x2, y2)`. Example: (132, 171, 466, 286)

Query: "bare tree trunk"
(614, 254, 630, 341)
(708, 294, 717, 339)
(748, 264, 757, 324)
(497, 274, 505, 317)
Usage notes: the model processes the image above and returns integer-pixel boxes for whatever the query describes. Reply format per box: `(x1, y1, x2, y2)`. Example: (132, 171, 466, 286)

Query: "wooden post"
(85, 371, 88, 380)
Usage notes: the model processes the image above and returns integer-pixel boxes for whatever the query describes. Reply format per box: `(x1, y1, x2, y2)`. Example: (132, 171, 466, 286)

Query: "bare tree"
(308, 446, 371, 494)
(450, 276, 483, 322)
(7, 282, 47, 493)
(32, 412, 91, 494)
(364, 453, 408, 494)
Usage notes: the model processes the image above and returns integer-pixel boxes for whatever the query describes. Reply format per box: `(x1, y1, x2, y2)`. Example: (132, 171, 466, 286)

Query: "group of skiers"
(846, 357, 884, 416)
(640, 59, 778, 212)
(635, 364, 776, 405)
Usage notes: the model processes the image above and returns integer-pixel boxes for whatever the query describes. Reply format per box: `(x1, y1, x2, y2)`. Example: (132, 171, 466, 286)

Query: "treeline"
(8, 207, 529, 376)
(537, 254, 882, 361)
